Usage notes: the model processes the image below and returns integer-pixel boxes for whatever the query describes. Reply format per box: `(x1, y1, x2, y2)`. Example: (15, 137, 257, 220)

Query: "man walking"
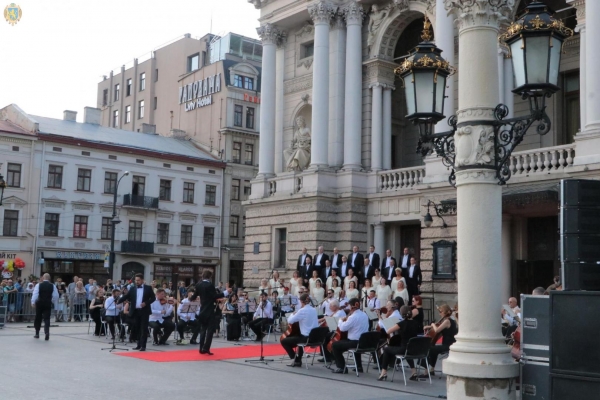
(31, 274, 59, 340)
(191, 270, 224, 355)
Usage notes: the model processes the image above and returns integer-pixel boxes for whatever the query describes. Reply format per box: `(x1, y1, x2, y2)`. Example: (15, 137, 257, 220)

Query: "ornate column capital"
(330, 9, 346, 30)
(247, 0, 271, 9)
(343, 2, 365, 26)
(444, 0, 516, 30)
(257, 24, 286, 46)
(308, 1, 336, 25)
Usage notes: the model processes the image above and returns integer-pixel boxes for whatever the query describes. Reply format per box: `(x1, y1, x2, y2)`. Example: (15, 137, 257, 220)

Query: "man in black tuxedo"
(366, 246, 380, 276)
(117, 273, 156, 351)
(191, 269, 224, 355)
(405, 257, 423, 301)
(381, 249, 397, 285)
(321, 259, 335, 283)
(299, 256, 313, 286)
(357, 257, 375, 287)
(383, 257, 398, 285)
(313, 246, 329, 274)
(338, 256, 352, 280)
(348, 246, 364, 270)
(32, 273, 59, 340)
(296, 247, 311, 271)
(330, 247, 343, 269)
(399, 247, 413, 269)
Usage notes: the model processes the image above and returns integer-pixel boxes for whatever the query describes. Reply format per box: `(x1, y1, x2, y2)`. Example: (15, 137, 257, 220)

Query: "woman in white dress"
(372, 269, 382, 292)
(390, 269, 406, 296)
(326, 270, 341, 291)
(258, 278, 270, 295)
(344, 268, 358, 292)
(312, 279, 325, 304)
(331, 278, 342, 297)
(376, 277, 392, 304)
(309, 270, 320, 294)
(361, 279, 373, 306)
(393, 279, 410, 306)
(290, 271, 302, 297)
(269, 271, 282, 295)
(346, 280, 360, 300)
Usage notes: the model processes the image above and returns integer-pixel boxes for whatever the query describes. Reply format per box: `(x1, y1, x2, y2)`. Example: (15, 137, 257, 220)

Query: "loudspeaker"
(520, 295, 550, 360)
(551, 374, 600, 400)
(522, 362, 550, 399)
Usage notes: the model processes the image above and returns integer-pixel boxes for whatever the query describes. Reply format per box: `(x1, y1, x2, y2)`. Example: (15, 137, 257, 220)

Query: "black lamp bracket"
(425, 200, 456, 228)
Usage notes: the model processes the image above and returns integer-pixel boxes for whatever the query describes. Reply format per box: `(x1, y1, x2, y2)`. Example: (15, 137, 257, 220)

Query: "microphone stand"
(101, 295, 128, 352)
(245, 300, 273, 365)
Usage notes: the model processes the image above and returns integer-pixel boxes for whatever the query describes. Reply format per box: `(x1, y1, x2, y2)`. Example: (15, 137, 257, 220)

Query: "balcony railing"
(123, 194, 159, 209)
(377, 166, 426, 192)
(121, 241, 154, 254)
(509, 144, 575, 177)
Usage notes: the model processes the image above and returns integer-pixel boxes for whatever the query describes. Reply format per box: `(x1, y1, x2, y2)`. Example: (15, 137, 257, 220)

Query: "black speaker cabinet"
(522, 361, 550, 399)
(551, 374, 600, 400)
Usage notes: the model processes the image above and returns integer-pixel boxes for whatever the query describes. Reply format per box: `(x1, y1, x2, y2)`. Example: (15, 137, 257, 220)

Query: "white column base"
(573, 130, 600, 165)
(446, 374, 517, 400)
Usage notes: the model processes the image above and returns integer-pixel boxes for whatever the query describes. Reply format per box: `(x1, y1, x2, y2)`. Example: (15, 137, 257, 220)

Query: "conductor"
(191, 269, 224, 355)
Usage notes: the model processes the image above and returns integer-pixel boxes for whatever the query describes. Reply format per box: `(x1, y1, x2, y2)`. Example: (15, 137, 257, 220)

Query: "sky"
(0, 0, 260, 119)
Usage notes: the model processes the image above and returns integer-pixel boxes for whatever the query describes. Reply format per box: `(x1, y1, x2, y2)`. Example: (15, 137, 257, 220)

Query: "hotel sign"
(179, 73, 222, 112)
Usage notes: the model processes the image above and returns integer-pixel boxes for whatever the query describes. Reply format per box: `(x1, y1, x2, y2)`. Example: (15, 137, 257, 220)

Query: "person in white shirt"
(149, 289, 175, 345)
(378, 299, 401, 331)
(365, 290, 381, 311)
(317, 299, 347, 363)
(278, 287, 297, 313)
(280, 293, 319, 367)
(337, 289, 349, 311)
(104, 289, 124, 340)
(331, 298, 370, 373)
(320, 289, 335, 316)
(249, 292, 274, 341)
(177, 288, 200, 344)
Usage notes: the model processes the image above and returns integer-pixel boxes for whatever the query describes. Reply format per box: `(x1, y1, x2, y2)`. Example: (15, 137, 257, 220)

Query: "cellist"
(280, 293, 318, 368)
(331, 298, 370, 374)
(421, 304, 457, 377)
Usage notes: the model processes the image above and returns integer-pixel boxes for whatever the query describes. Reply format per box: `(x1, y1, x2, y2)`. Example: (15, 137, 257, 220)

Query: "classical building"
(0, 104, 224, 284)
(96, 32, 263, 286)
(243, 0, 594, 306)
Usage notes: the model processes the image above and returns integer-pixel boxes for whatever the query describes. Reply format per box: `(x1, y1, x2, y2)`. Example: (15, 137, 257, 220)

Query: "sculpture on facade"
(284, 116, 311, 171)
(367, 4, 392, 50)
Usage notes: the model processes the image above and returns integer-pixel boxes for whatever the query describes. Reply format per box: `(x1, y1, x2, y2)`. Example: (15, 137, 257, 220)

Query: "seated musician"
(280, 293, 319, 368)
(278, 287, 296, 313)
(149, 289, 176, 346)
(377, 305, 421, 381)
(177, 288, 200, 344)
(320, 289, 335, 317)
(421, 304, 457, 377)
(104, 289, 123, 340)
(336, 289, 349, 312)
(366, 290, 381, 311)
(249, 292, 274, 341)
(331, 298, 370, 374)
(317, 299, 346, 363)
(378, 299, 401, 331)
(501, 297, 520, 337)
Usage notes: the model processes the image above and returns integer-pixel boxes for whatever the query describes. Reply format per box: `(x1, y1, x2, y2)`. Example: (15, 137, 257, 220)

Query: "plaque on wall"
(432, 240, 456, 279)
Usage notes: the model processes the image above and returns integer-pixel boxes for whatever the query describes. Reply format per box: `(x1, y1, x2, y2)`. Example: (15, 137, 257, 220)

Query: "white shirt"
(333, 309, 346, 319)
(338, 309, 370, 340)
(135, 286, 144, 309)
(367, 297, 381, 310)
(338, 297, 349, 310)
(363, 264, 370, 277)
(402, 255, 409, 267)
(287, 305, 319, 336)
(321, 298, 334, 316)
(254, 300, 273, 319)
(409, 265, 415, 278)
(378, 309, 402, 330)
(387, 265, 395, 280)
(178, 298, 200, 321)
(149, 300, 173, 323)
(385, 256, 392, 268)
(369, 252, 375, 262)
(316, 253, 324, 266)
(341, 263, 348, 277)
(31, 281, 59, 306)
(104, 296, 123, 316)
(332, 254, 339, 266)
(301, 253, 307, 265)
(351, 253, 357, 266)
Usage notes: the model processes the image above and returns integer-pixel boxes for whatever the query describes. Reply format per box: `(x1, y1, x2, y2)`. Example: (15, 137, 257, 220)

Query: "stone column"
(275, 40, 287, 173)
(309, 1, 335, 169)
(569, 0, 586, 130)
(382, 85, 393, 170)
(343, 2, 365, 170)
(370, 83, 383, 171)
(329, 12, 346, 169)
(501, 215, 512, 301)
(444, 1, 519, 400)
(373, 223, 385, 260)
(584, 0, 599, 133)
(256, 24, 283, 178)
(435, 0, 455, 131)
(503, 54, 514, 118)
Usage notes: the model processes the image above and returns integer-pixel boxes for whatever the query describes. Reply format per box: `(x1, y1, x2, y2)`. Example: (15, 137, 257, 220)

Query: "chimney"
(140, 123, 156, 134)
(84, 107, 101, 125)
(170, 129, 188, 140)
(184, 33, 191, 39)
(63, 110, 77, 121)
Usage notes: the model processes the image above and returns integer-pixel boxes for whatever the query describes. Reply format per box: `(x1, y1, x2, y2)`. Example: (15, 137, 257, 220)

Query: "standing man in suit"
(366, 246, 380, 275)
(357, 258, 375, 287)
(339, 256, 351, 280)
(313, 246, 329, 275)
(191, 269, 224, 355)
(321, 259, 335, 283)
(296, 248, 311, 271)
(330, 247, 343, 269)
(405, 257, 423, 301)
(299, 256, 313, 286)
(383, 258, 398, 285)
(117, 273, 155, 351)
(399, 247, 412, 269)
(348, 246, 364, 270)
(381, 249, 397, 285)
(31, 273, 59, 340)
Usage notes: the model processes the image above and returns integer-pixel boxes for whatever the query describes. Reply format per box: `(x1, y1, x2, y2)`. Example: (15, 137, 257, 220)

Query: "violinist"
(249, 292, 273, 341)
(331, 298, 370, 374)
(366, 290, 381, 311)
(317, 299, 346, 363)
(377, 299, 400, 331)
(177, 289, 200, 344)
(104, 289, 123, 340)
(422, 304, 457, 376)
(410, 295, 424, 331)
(281, 293, 319, 368)
(320, 289, 336, 317)
(149, 289, 175, 345)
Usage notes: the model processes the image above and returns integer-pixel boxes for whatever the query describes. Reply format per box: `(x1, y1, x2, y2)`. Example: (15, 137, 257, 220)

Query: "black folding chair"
(345, 331, 381, 377)
(296, 326, 330, 369)
(391, 336, 432, 385)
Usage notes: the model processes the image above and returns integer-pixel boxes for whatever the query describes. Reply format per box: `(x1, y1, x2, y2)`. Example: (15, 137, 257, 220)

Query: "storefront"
(153, 263, 216, 286)
(0, 251, 32, 280)
(40, 251, 108, 285)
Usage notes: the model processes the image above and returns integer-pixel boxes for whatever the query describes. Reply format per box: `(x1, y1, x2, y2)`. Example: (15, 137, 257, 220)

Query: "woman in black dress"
(411, 295, 424, 332)
(89, 290, 106, 336)
(422, 304, 457, 376)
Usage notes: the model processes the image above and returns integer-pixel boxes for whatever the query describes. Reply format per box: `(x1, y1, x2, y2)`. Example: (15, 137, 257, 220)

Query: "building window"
(233, 74, 243, 88)
(232, 141, 242, 163)
(203, 227, 215, 247)
(242, 216, 246, 238)
(76, 168, 92, 192)
(188, 53, 199, 72)
(243, 76, 254, 90)
(155, 69, 158, 81)
(6, 163, 21, 187)
(183, 182, 195, 203)
(132, 176, 145, 196)
(205, 185, 216, 206)
(245, 143, 254, 165)
(101, 217, 112, 240)
(159, 179, 171, 201)
(139, 72, 146, 91)
(102, 89, 108, 106)
(564, 71, 580, 144)
(114, 84, 120, 101)
(302, 42, 314, 59)
(73, 215, 88, 238)
(44, 213, 59, 237)
(128, 220, 143, 241)
(246, 107, 255, 129)
(157, 223, 169, 244)
(125, 105, 131, 123)
(232, 179, 240, 201)
(181, 225, 192, 246)
(113, 110, 119, 127)
(154, 97, 158, 110)
(276, 228, 287, 268)
(47, 165, 63, 189)
(230, 215, 239, 238)
(104, 172, 117, 194)
(3, 210, 18, 237)
(234, 105, 243, 127)
(243, 185, 251, 201)
(138, 100, 145, 119)
(126, 78, 132, 96)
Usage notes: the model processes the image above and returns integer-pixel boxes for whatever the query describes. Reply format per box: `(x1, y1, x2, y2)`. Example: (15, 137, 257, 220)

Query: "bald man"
(296, 247, 311, 271)
(32, 273, 59, 340)
(501, 297, 521, 337)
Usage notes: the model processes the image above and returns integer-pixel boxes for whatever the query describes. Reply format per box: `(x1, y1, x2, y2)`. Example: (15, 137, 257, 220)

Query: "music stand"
(176, 301, 200, 345)
(245, 300, 274, 365)
(101, 295, 128, 352)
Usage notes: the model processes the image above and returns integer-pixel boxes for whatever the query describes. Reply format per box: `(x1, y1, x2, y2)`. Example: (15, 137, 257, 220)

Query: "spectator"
(73, 281, 87, 322)
(67, 276, 79, 322)
(15, 279, 23, 321)
(3, 279, 18, 322)
(104, 279, 114, 292)
(178, 281, 187, 298)
(55, 279, 67, 322)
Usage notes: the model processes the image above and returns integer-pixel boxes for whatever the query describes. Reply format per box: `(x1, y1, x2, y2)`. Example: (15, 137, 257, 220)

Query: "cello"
(326, 304, 359, 353)
(425, 306, 446, 344)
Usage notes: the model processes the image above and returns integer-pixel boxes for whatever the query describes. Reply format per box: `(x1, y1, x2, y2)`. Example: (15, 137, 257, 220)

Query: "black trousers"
(248, 318, 273, 338)
(280, 335, 308, 360)
(198, 314, 218, 352)
(105, 315, 122, 338)
(177, 319, 199, 341)
(332, 339, 362, 369)
(34, 302, 52, 335)
(426, 344, 450, 368)
(149, 319, 175, 343)
(91, 311, 103, 336)
(132, 310, 150, 349)
(381, 346, 413, 368)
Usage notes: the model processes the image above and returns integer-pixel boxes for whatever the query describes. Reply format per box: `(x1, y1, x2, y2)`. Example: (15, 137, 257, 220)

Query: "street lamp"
(109, 171, 129, 280)
(0, 173, 6, 206)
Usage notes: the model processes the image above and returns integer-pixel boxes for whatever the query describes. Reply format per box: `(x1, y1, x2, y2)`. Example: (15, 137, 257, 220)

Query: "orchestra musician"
(177, 288, 200, 344)
(411, 295, 425, 332)
(104, 288, 123, 340)
(249, 292, 273, 341)
(331, 298, 370, 374)
(317, 298, 346, 363)
(365, 290, 381, 311)
(422, 304, 458, 377)
(377, 305, 421, 381)
(320, 289, 335, 317)
(280, 293, 319, 368)
(377, 299, 400, 331)
(149, 289, 175, 346)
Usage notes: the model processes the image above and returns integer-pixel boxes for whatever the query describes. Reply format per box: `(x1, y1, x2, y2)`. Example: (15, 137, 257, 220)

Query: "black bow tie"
(137, 285, 143, 289)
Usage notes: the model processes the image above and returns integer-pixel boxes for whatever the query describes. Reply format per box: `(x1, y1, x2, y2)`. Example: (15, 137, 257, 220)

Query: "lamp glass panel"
(404, 74, 416, 116)
(525, 36, 550, 85)
(435, 74, 446, 114)
(415, 70, 435, 114)
(511, 39, 526, 88)
(548, 36, 562, 86)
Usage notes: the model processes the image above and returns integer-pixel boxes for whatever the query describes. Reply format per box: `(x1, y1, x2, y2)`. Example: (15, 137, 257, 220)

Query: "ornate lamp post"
(109, 171, 129, 280)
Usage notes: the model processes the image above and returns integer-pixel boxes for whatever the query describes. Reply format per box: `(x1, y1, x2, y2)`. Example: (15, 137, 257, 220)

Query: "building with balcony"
(243, 0, 594, 303)
(0, 104, 224, 284)
(96, 32, 262, 286)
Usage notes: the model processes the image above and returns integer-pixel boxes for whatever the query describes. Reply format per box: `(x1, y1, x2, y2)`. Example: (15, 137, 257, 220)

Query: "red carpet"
(115, 343, 287, 363)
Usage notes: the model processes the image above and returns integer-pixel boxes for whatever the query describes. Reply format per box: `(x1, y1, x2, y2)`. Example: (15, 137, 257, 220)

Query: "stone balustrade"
(377, 166, 426, 192)
(509, 144, 575, 177)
